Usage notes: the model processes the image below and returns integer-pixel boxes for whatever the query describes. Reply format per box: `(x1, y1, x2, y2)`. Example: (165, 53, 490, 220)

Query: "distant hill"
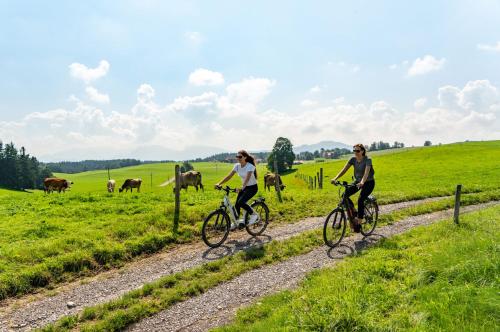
(293, 141, 350, 153)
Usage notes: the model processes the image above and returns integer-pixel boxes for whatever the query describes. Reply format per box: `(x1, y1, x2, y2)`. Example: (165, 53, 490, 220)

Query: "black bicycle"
(201, 186, 270, 248)
(323, 181, 379, 248)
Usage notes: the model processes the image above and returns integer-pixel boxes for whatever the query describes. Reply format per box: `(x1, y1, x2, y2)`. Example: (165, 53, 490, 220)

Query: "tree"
(180, 161, 194, 173)
(424, 140, 432, 146)
(267, 137, 295, 173)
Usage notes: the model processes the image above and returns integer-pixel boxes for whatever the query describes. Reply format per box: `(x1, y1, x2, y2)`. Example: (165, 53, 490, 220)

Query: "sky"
(0, 0, 499, 161)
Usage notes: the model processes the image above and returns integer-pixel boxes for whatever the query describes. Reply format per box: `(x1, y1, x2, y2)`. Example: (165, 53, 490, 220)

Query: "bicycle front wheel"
(360, 199, 378, 236)
(202, 210, 230, 248)
(323, 208, 346, 248)
(246, 201, 269, 236)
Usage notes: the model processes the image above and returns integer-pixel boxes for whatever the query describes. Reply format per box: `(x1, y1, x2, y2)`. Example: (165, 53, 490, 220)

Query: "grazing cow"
(107, 179, 116, 193)
(263, 173, 285, 191)
(44, 178, 73, 193)
(173, 171, 204, 192)
(119, 178, 142, 193)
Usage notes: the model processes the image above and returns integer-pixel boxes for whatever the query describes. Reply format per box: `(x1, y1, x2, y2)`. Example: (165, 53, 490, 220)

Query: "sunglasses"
(353, 150, 362, 153)
(236, 155, 243, 159)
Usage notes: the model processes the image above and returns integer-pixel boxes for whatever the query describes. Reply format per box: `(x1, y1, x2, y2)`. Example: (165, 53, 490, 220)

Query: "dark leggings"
(345, 180, 375, 219)
(235, 184, 258, 217)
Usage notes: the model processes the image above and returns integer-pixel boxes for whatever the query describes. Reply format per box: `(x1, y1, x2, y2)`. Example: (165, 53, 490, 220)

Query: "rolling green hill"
(0, 140, 498, 300)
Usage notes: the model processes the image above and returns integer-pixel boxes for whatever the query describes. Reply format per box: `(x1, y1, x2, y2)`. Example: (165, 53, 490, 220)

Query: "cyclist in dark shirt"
(331, 143, 375, 232)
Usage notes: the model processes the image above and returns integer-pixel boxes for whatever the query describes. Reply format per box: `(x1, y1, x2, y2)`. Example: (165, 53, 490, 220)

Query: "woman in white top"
(215, 150, 259, 227)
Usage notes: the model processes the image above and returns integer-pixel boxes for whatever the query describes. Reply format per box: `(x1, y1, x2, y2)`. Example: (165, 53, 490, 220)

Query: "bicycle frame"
(336, 182, 357, 221)
(216, 186, 266, 223)
(221, 194, 239, 222)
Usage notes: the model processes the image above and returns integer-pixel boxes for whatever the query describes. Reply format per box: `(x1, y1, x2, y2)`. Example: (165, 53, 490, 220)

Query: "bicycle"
(323, 181, 379, 248)
(201, 186, 270, 248)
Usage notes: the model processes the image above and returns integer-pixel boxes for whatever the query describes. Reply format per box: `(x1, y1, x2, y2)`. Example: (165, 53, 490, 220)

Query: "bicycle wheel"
(202, 210, 230, 248)
(360, 199, 378, 236)
(245, 201, 270, 236)
(323, 208, 346, 248)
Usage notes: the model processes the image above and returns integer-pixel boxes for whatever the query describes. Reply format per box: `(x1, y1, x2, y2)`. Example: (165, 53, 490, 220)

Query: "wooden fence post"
(314, 176, 317, 189)
(274, 159, 283, 203)
(173, 165, 181, 234)
(454, 184, 462, 225)
(319, 168, 323, 189)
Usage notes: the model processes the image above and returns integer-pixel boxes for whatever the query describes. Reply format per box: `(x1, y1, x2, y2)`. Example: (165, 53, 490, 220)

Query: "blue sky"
(1, 0, 499, 160)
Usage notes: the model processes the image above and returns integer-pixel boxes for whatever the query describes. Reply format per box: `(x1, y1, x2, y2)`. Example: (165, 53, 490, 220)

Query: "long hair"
(238, 150, 257, 179)
(353, 143, 367, 156)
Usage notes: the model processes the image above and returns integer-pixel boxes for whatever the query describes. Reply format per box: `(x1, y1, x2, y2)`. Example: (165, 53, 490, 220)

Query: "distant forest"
(44, 159, 144, 174)
(0, 141, 53, 190)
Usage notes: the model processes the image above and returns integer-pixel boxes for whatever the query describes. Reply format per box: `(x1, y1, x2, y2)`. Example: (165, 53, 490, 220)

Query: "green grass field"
(0, 141, 499, 300)
(215, 204, 500, 332)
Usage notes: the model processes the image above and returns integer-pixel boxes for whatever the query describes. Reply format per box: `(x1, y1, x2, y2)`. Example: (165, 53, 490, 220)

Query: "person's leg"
(235, 191, 244, 217)
(344, 185, 360, 230)
(235, 185, 258, 216)
(357, 180, 375, 219)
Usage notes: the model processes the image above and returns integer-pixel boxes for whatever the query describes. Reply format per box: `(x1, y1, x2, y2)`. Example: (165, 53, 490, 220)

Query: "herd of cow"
(42, 170, 285, 194)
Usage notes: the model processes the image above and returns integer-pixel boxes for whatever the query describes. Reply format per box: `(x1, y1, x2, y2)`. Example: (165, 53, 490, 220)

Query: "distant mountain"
(293, 141, 350, 153)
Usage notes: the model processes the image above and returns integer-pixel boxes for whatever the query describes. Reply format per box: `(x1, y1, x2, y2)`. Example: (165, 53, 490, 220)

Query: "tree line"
(44, 159, 143, 174)
(0, 141, 53, 190)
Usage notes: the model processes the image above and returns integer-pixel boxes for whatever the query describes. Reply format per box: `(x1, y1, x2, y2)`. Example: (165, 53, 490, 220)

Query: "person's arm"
(215, 170, 236, 188)
(357, 166, 371, 188)
(331, 162, 351, 183)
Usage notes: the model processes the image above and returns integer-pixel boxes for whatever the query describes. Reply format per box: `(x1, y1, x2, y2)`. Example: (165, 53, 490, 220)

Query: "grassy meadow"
(0, 141, 499, 300)
(215, 204, 500, 332)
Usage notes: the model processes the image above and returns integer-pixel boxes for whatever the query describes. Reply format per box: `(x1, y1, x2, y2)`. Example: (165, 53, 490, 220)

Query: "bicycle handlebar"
(215, 185, 238, 193)
(332, 180, 357, 188)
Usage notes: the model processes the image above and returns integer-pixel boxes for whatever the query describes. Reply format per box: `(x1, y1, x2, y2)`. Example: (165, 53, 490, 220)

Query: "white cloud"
(184, 31, 203, 45)
(477, 41, 500, 52)
(1, 78, 499, 161)
(188, 68, 224, 86)
(301, 99, 319, 107)
(85, 86, 110, 104)
(69, 60, 110, 83)
(137, 84, 155, 103)
(309, 85, 321, 93)
(414, 97, 427, 109)
(439, 80, 498, 111)
(225, 77, 275, 105)
(408, 55, 446, 77)
(389, 64, 398, 70)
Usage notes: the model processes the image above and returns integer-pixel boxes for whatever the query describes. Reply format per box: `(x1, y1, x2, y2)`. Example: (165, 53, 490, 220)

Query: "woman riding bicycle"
(215, 150, 259, 228)
(331, 143, 375, 232)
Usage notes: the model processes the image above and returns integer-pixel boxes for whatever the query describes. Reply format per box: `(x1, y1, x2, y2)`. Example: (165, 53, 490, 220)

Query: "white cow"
(107, 179, 116, 193)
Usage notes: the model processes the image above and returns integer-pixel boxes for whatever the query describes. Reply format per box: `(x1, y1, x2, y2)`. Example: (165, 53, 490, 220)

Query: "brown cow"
(119, 178, 142, 193)
(263, 173, 285, 191)
(44, 178, 73, 193)
(173, 171, 204, 192)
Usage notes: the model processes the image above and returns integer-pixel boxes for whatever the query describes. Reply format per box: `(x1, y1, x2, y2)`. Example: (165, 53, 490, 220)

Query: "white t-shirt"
(232, 163, 257, 186)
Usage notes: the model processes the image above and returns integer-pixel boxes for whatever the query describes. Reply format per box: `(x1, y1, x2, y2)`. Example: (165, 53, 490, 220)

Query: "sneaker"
(248, 213, 260, 225)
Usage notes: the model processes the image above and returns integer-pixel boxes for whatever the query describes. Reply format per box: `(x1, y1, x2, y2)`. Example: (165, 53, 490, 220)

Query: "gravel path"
(128, 201, 499, 332)
(0, 196, 449, 331)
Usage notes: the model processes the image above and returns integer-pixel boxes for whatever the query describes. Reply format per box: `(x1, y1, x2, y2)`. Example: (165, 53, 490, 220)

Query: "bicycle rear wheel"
(360, 199, 378, 236)
(202, 210, 230, 248)
(323, 208, 346, 248)
(246, 201, 269, 236)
